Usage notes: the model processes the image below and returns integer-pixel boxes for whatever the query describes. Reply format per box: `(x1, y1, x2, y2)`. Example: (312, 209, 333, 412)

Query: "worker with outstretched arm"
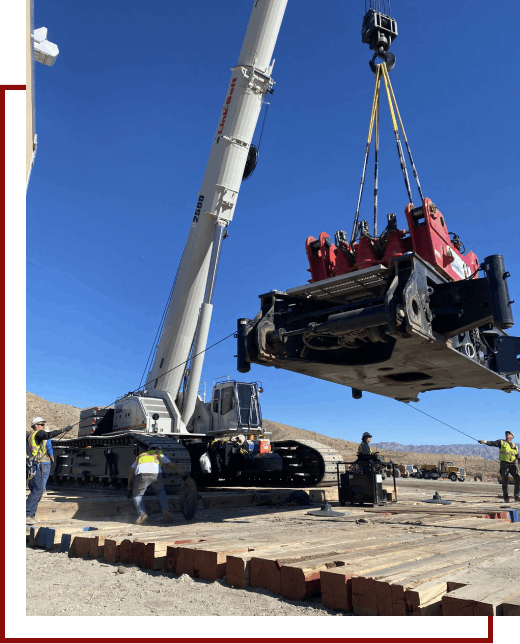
(26, 417, 64, 524)
(478, 431, 520, 502)
(127, 448, 188, 524)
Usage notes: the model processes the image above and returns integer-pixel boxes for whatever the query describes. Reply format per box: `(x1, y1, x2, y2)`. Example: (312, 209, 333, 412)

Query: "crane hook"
(370, 50, 396, 74)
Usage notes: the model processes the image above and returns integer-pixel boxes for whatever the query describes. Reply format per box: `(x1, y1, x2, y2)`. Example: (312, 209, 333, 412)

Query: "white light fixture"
(33, 27, 59, 66)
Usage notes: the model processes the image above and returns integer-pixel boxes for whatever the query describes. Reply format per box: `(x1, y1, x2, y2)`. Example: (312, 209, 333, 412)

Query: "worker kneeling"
(127, 448, 186, 524)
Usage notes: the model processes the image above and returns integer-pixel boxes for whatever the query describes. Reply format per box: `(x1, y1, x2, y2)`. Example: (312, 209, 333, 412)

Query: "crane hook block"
(362, 8, 398, 73)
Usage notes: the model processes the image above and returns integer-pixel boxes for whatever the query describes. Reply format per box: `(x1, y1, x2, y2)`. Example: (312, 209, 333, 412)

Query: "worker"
(357, 432, 373, 473)
(127, 448, 187, 524)
(358, 432, 373, 457)
(26, 417, 64, 524)
(478, 431, 520, 502)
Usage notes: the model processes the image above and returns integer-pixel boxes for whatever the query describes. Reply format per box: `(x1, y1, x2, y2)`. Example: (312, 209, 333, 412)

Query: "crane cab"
(205, 379, 262, 435)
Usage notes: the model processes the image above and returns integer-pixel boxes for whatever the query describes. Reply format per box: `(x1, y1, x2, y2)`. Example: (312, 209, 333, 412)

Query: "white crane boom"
(146, 0, 288, 433)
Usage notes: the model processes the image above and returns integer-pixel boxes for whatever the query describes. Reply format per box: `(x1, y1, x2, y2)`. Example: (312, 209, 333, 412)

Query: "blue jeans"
(132, 473, 169, 516)
(26, 462, 51, 518)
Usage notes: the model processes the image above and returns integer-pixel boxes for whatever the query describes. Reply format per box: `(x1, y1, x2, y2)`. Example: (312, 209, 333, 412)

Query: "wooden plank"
(442, 580, 520, 616)
(320, 531, 518, 613)
(194, 544, 252, 581)
(131, 532, 209, 568)
(359, 537, 520, 616)
(144, 538, 207, 570)
(173, 532, 283, 578)
(280, 556, 346, 601)
(101, 525, 184, 563)
(253, 531, 462, 597)
(404, 564, 479, 612)
(225, 536, 329, 590)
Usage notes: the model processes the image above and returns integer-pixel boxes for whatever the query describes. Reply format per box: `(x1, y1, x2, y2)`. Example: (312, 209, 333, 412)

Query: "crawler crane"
(51, 0, 343, 492)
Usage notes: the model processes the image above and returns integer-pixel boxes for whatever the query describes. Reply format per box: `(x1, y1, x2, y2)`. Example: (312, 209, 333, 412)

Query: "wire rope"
(400, 401, 500, 462)
(55, 330, 237, 441)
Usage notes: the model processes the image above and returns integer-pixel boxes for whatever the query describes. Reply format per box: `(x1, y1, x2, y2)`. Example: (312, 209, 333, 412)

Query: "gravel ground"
(26, 549, 346, 617)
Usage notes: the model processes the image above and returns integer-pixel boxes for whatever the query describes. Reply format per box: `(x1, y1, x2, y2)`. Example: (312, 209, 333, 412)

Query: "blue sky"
(27, 0, 519, 445)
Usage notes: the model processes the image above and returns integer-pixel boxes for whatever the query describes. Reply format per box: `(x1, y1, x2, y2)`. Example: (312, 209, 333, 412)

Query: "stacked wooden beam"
(27, 503, 520, 616)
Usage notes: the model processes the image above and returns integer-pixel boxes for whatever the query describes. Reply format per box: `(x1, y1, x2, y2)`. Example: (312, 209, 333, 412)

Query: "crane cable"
(350, 65, 382, 244)
(55, 330, 237, 441)
(351, 62, 424, 243)
(381, 64, 423, 201)
(400, 400, 500, 463)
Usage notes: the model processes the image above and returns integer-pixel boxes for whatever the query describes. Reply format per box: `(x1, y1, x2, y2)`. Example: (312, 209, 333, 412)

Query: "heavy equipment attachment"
(236, 5, 520, 403)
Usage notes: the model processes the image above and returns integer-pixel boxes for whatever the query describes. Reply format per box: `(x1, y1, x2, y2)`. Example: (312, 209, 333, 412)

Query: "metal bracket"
(493, 336, 520, 376)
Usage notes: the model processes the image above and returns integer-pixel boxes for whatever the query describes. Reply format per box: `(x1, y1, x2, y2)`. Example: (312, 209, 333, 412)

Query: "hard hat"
(362, 432, 373, 440)
(31, 417, 46, 427)
(232, 434, 246, 445)
(506, 431, 515, 438)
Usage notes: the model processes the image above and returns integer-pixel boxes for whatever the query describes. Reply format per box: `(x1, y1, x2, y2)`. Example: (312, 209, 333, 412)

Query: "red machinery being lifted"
(306, 197, 479, 284)
(237, 4, 520, 404)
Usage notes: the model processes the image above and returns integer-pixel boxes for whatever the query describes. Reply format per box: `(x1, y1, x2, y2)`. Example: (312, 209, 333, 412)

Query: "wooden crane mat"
(27, 499, 520, 616)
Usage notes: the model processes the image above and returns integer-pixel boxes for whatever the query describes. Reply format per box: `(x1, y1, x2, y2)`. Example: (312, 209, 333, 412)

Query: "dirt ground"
(26, 549, 342, 617)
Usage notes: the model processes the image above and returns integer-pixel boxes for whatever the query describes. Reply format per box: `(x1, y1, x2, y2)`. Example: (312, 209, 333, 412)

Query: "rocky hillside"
(26, 393, 501, 477)
(26, 392, 81, 437)
(375, 442, 497, 461)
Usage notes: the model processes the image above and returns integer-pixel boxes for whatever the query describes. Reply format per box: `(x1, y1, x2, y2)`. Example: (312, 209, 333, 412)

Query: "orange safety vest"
(27, 430, 49, 462)
(499, 440, 518, 464)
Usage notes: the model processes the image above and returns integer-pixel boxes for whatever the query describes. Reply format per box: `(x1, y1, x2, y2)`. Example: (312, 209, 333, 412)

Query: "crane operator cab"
(206, 379, 262, 435)
(187, 377, 266, 437)
(185, 378, 284, 483)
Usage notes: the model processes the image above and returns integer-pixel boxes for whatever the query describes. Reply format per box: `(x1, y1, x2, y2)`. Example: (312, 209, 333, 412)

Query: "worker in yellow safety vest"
(127, 448, 187, 525)
(479, 431, 520, 502)
(26, 417, 65, 525)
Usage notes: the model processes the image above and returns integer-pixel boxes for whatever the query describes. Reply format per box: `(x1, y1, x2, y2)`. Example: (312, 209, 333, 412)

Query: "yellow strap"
(366, 65, 382, 145)
(380, 63, 399, 133)
(381, 64, 408, 144)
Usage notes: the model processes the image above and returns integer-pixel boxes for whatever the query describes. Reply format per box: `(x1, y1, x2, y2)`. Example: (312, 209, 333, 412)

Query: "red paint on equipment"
(305, 196, 479, 285)
(404, 197, 479, 282)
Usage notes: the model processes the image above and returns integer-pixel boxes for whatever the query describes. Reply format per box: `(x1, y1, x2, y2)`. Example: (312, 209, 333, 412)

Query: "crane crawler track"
(50, 432, 191, 492)
(49, 434, 343, 492)
(271, 439, 345, 487)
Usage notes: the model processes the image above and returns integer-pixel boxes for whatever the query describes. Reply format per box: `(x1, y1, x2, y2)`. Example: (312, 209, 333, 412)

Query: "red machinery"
(306, 198, 479, 284)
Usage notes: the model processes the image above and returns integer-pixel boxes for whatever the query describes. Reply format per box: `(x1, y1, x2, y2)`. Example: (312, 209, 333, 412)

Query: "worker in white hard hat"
(26, 417, 65, 524)
(478, 431, 520, 502)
